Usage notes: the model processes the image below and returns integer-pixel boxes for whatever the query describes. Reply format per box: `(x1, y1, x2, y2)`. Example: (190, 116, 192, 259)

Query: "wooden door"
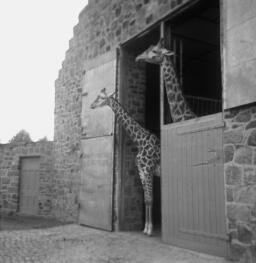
(161, 113, 228, 257)
(19, 157, 40, 215)
(78, 51, 117, 231)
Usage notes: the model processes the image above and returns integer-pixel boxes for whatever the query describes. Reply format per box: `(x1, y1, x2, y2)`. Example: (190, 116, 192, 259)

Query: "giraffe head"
(135, 39, 174, 64)
(90, 88, 115, 109)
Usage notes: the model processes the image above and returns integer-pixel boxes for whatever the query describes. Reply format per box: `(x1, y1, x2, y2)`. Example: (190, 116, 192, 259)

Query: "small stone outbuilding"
(0, 141, 54, 216)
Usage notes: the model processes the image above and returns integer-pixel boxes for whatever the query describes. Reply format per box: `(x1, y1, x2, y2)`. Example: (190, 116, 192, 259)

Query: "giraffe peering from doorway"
(136, 39, 196, 122)
(91, 88, 160, 236)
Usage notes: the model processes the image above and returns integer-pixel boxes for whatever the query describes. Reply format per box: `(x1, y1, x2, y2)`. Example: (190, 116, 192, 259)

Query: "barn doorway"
(119, 1, 226, 255)
(119, 26, 162, 232)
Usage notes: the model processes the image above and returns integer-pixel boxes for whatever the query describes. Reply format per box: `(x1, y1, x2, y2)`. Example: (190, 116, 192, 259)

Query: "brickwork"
(54, 0, 190, 222)
(0, 142, 54, 216)
(224, 104, 256, 262)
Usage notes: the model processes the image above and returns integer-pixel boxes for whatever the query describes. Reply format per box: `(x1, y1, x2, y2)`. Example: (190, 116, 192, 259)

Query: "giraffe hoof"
(147, 225, 153, 236)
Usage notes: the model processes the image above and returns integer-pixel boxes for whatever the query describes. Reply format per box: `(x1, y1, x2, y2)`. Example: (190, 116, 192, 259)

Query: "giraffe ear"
(101, 87, 108, 95)
(163, 49, 175, 57)
(158, 38, 165, 48)
(109, 91, 116, 98)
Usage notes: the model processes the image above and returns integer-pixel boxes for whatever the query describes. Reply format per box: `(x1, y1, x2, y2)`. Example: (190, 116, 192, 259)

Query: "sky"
(0, 1, 88, 143)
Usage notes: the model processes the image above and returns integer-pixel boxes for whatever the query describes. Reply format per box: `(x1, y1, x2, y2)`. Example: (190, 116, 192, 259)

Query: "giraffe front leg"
(143, 204, 149, 234)
(146, 203, 153, 236)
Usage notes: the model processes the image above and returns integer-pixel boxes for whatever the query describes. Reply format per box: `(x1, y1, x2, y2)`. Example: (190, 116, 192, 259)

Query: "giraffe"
(90, 88, 160, 236)
(136, 39, 196, 122)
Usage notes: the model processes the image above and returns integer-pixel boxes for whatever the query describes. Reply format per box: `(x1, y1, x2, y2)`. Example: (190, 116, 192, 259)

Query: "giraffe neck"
(107, 97, 150, 145)
(162, 56, 195, 122)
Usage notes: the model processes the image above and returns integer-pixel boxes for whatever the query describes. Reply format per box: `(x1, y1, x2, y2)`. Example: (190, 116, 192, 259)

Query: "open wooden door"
(160, 20, 228, 257)
(78, 51, 117, 231)
(161, 114, 228, 257)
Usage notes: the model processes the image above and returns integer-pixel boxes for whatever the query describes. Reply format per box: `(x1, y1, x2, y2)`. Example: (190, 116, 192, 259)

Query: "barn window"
(163, 0, 222, 124)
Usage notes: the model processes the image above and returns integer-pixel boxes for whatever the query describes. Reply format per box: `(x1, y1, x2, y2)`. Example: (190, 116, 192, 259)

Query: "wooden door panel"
(81, 57, 116, 138)
(79, 136, 114, 231)
(161, 114, 228, 257)
(79, 52, 116, 231)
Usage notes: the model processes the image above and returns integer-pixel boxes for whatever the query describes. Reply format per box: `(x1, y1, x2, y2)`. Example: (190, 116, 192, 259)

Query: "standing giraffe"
(90, 88, 160, 236)
(136, 39, 196, 122)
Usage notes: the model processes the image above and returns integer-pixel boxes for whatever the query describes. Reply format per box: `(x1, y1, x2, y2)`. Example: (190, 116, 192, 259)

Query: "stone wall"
(224, 104, 256, 262)
(223, 0, 256, 108)
(0, 142, 54, 216)
(54, 0, 191, 222)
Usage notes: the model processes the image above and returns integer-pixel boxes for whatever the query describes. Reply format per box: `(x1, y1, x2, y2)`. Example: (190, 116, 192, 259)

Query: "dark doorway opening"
(122, 26, 162, 233)
(164, 0, 222, 123)
(119, 0, 221, 233)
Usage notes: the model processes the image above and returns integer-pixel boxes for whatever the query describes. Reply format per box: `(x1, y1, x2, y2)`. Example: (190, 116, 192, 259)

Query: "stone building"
(0, 141, 54, 216)
(3, 0, 251, 262)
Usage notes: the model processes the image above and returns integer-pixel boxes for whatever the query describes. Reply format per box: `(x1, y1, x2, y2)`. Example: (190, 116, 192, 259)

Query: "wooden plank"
(81, 56, 116, 138)
(79, 136, 114, 231)
(173, 127, 181, 239)
(161, 114, 228, 257)
(177, 127, 184, 238)
(182, 132, 193, 241)
(162, 113, 223, 131)
(195, 129, 204, 244)
(167, 128, 177, 240)
(187, 131, 194, 239)
(212, 128, 221, 249)
(206, 129, 216, 249)
(217, 128, 228, 248)
(202, 131, 211, 239)
(213, 127, 227, 246)
(179, 128, 186, 235)
(166, 129, 173, 240)
(208, 129, 218, 235)
(195, 131, 204, 242)
(161, 129, 169, 241)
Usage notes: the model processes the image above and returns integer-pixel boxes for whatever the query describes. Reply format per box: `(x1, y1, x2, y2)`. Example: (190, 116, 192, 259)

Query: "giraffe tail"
(155, 164, 161, 177)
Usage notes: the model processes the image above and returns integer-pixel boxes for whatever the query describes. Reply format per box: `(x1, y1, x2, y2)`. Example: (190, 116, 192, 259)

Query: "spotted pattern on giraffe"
(136, 40, 196, 123)
(90, 89, 160, 236)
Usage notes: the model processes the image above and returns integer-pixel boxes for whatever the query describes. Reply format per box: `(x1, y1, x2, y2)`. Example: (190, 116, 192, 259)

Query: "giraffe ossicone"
(90, 88, 160, 236)
(136, 39, 196, 122)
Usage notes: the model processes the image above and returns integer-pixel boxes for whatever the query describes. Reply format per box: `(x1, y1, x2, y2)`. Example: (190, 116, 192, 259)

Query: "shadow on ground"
(0, 214, 68, 231)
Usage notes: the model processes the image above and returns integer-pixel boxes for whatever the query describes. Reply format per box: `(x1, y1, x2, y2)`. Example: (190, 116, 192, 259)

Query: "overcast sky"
(0, 1, 88, 143)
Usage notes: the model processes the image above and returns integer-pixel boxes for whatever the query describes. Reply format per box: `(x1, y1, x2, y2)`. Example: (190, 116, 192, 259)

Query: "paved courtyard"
(0, 223, 231, 263)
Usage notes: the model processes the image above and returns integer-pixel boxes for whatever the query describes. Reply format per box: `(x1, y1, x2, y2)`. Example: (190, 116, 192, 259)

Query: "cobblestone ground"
(0, 224, 232, 263)
(0, 214, 66, 231)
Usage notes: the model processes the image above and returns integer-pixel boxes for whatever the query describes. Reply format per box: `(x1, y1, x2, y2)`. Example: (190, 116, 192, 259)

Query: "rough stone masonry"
(224, 104, 256, 262)
(0, 141, 54, 216)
